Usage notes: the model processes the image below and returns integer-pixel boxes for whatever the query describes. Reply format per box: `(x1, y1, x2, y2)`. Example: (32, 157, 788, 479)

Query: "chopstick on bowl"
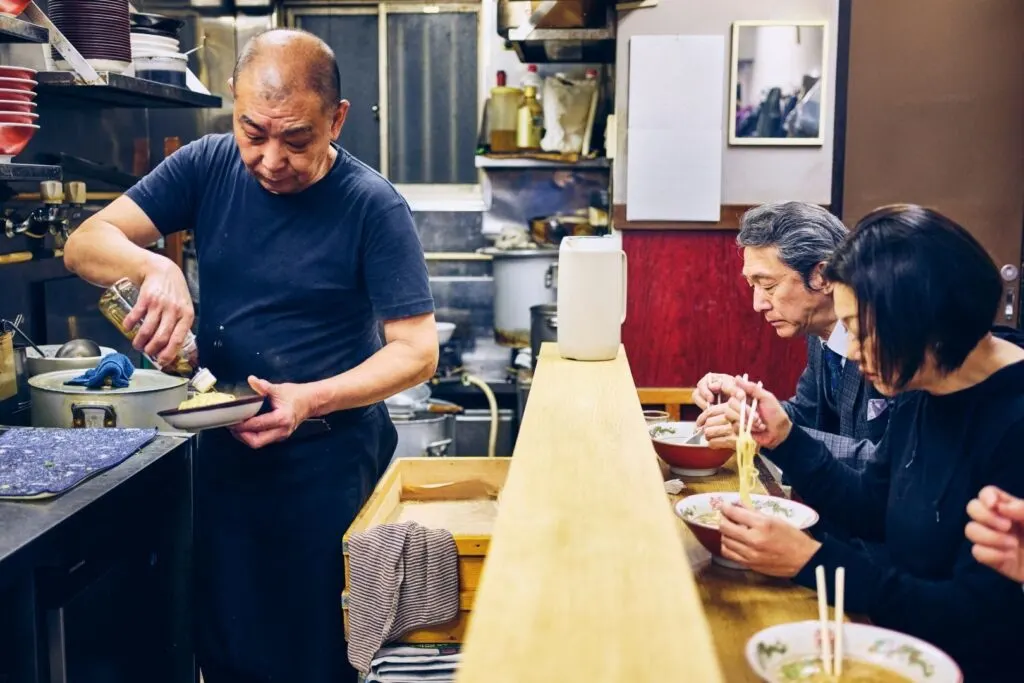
(815, 565, 847, 676)
(815, 565, 833, 676)
(835, 566, 846, 676)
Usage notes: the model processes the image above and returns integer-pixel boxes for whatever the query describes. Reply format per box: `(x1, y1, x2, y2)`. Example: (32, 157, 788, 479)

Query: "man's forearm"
(306, 340, 437, 416)
(64, 221, 164, 287)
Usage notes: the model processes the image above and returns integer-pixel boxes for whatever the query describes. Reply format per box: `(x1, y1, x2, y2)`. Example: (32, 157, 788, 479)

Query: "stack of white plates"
(130, 33, 181, 58)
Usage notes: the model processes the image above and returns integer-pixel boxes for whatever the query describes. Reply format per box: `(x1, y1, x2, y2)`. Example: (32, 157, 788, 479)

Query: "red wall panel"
(621, 231, 807, 396)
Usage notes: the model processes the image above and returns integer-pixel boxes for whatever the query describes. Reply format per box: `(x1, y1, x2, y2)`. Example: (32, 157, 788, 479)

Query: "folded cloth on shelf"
(64, 353, 134, 389)
(347, 521, 459, 673)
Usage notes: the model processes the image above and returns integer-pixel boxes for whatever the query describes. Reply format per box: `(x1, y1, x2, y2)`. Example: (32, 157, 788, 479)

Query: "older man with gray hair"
(694, 201, 888, 469)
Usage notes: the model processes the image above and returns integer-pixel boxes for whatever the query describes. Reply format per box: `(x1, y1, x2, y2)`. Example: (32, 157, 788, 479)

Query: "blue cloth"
(125, 133, 435, 387)
(63, 352, 135, 388)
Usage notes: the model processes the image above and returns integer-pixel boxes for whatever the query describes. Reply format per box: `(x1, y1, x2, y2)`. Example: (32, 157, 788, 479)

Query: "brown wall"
(841, 0, 1024, 321)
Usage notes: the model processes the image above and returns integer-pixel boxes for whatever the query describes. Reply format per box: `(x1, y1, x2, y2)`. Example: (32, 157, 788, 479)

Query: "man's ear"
(227, 77, 235, 97)
(810, 261, 832, 293)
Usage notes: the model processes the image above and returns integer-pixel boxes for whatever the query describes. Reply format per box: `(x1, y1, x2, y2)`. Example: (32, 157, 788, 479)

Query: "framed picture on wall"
(728, 20, 829, 147)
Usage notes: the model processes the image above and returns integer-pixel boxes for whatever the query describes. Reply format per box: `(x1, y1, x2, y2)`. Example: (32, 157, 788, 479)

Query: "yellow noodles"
(736, 431, 758, 507)
(178, 391, 236, 410)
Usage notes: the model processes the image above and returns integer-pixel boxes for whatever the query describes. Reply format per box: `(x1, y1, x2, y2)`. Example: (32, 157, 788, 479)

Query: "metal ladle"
(55, 338, 102, 358)
(1, 316, 46, 357)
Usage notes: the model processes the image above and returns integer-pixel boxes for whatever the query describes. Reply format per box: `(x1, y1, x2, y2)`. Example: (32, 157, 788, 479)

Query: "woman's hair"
(825, 204, 1000, 389)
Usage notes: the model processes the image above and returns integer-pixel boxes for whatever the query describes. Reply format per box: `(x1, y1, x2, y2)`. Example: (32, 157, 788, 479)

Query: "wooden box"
(342, 457, 510, 644)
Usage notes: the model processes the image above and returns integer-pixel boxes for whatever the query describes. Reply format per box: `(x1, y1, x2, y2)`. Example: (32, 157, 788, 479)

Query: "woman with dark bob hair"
(716, 204, 1024, 681)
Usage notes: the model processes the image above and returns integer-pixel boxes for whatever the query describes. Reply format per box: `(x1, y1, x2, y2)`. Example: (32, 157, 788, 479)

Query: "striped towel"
(347, 521, 460, 673)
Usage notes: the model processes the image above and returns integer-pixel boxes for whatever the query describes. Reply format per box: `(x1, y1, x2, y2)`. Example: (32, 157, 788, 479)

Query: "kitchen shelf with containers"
(476, 67, 611, 172)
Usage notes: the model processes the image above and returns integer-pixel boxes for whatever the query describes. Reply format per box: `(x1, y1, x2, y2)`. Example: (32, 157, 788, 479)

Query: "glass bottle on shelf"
(98, 278, 216, 392)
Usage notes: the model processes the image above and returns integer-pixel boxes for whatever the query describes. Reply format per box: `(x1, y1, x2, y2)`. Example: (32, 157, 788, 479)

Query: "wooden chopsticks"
(815, 565, 846, 675)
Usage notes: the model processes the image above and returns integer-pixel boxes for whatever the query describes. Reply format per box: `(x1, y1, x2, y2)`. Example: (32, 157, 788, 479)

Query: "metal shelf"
(476, 156, 611, 170)
(35, 72, 222, 109)
(0, 15, 48, 44)
(0, 163, 62, 183)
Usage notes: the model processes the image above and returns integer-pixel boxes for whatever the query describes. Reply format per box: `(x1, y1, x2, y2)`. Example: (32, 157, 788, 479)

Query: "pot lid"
(481, 247, 560, 258)
(28, 369, 188, 394)
(385, 383, 432, 411)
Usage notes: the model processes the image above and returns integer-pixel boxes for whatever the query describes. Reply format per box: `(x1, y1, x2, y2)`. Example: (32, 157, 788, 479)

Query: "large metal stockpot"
(28, 369, 188, 430)
(385, 383, 458, 464)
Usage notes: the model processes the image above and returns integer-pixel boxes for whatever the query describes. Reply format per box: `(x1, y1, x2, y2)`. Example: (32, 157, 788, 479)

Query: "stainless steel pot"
(388, 412, 456, 465)
(25, 344, 117, 377)
(530, 303, 558, 368)
(29, 369, 188, 430)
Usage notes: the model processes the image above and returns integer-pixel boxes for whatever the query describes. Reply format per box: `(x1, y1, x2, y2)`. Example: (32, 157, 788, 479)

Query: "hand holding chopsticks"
(726, 376, 794, 450)
(815, 565, 846, 676)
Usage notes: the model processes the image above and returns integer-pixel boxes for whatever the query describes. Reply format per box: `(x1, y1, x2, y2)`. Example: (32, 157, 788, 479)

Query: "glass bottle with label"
(516, 85, 544, 151)
(98, 278, 216, 392)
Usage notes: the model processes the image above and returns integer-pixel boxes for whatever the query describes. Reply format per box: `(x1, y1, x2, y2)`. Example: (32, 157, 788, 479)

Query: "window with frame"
(284, 2, 481, 186)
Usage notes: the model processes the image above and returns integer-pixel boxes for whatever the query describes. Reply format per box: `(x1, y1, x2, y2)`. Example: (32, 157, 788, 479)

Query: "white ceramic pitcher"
(556, 235, 628, 362)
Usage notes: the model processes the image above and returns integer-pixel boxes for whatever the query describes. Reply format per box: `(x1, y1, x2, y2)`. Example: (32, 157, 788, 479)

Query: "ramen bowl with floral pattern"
(649, 421, 733, 476)
(746, 620, 962, 682)
(674, 492, 818, 569)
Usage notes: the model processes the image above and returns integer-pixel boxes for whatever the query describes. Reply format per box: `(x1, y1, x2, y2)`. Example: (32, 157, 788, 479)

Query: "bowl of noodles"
(157, 391, 265, 431)
(746, 620, 962, 682)
(674, 492, 818, 569)
(649, 421, 732, 476)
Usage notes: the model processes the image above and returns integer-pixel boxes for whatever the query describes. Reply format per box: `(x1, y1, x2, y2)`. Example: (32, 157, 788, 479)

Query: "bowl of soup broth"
(649, 421, 732, 476)
(746, 620, 962, 682)
(674, 492, 818, 569)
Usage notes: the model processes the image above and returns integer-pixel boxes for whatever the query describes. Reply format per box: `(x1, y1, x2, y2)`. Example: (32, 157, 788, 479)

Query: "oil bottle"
(516, 85, 544, 151)
(98, 278, 216, 392)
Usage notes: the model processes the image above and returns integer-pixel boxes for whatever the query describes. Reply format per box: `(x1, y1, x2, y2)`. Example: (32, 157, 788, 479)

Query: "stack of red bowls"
(0, 0, 31, 17)
(0, 66, 38, 162)
(48, 0, 132, 74)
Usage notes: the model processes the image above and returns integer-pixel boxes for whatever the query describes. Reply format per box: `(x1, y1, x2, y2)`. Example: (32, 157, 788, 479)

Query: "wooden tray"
(342, 457, 510, 644)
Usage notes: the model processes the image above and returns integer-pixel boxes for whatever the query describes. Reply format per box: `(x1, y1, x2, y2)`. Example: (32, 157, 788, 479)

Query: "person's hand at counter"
(719, 503, 821, 577)
(123, 257, 195, 368)
(695, 403, 736, 450)
(230, 376, 316, 449)
(724, 376, 792, 449)
(693, 372, 740, 410)
(966, 486, 1024, 583)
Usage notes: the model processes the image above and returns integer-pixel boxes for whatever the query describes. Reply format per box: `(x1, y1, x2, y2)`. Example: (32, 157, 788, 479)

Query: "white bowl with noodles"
(157, 394, 264, 431)
(674, 492, 818, 570)
(746, 620, 962, 682)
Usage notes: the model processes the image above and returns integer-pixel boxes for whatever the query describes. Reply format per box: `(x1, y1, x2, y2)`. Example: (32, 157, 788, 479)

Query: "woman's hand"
(966, 486, 1024, 582)
(724, 376, 793, 449)
(719, 503, 821, 577)
(122, 258, 194, 368)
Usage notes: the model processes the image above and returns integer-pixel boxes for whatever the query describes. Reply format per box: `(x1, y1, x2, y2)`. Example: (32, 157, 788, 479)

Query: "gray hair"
(737, 201, 848, 289)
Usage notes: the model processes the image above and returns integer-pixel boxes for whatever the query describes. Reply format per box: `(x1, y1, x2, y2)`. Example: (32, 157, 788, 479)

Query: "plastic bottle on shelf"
(521, 64, 543, 101)
(516, 86, 544, 150)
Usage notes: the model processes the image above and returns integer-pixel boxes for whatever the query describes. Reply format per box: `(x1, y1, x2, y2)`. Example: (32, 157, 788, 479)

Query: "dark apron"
(194, 402, 397, 683)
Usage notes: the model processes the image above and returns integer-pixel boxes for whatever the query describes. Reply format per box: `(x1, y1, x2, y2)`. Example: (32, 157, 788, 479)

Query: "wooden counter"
(457, 345, 726, 682)
(666, 458, 826, 682)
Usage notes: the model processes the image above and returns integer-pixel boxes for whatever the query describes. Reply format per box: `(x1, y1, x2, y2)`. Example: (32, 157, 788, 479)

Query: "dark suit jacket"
(781, 335, 890, 469)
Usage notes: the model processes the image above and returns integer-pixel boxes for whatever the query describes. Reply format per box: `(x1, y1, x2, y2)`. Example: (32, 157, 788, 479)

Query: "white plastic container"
(556, 235, 627, 362)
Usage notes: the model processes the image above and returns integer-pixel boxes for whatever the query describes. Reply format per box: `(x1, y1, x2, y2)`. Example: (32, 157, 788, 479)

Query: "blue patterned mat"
(0, 427, 158, 499)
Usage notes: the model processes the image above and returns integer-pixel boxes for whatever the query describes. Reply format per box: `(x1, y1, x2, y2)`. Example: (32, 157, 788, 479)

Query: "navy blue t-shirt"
(125, 133, 434, 387)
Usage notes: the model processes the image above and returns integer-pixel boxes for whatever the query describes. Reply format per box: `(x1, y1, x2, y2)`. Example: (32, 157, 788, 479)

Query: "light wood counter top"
(457, 344, 726, 683)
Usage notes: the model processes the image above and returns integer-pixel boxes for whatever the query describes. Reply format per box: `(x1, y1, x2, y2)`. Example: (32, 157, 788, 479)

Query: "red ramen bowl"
(0, 100, 36, 113)
(0, 88, 35, 103)
(675, 492, 818, 570)
(0, 77, 36, 92)
(0, 66, 35, 81)
(0, 123, 39, 158)
(649, 421, 732, 476)
(0, 0, 31, 17)
(0, 112, 37, 125)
